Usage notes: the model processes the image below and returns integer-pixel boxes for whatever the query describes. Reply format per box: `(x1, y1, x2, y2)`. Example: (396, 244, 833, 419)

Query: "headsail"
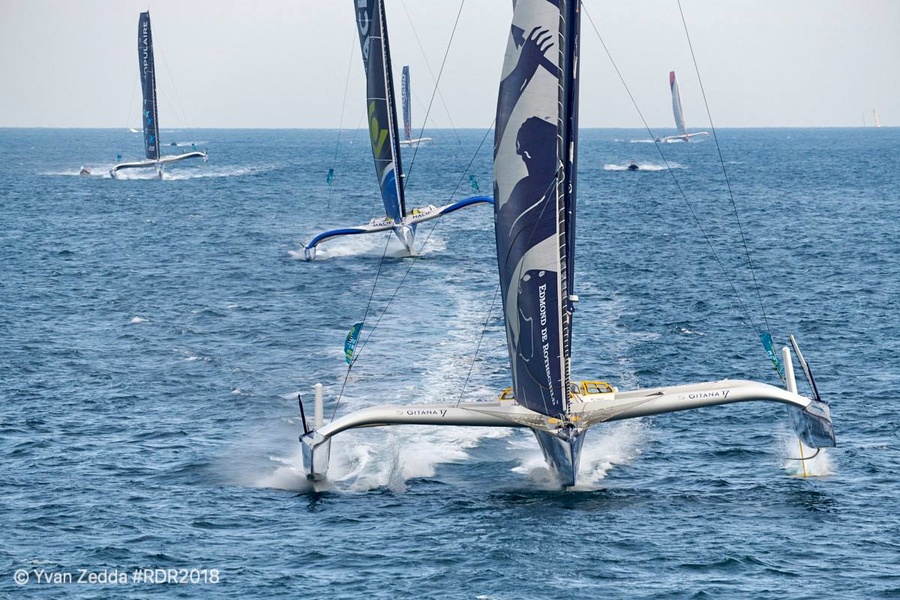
(354, 0, 405, 223)
(139, 11, 160, 160)
(494, 0, 580, 419)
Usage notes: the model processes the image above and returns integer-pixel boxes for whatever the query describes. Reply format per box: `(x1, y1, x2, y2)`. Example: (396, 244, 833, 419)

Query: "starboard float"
(656, 71, 709, 143)
(302, 1, 490, 260)
(299, 0, 835, 488)
(109, 12, 207, 179)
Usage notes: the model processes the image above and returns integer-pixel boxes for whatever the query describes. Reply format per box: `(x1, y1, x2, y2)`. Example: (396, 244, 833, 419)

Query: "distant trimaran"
(656, 71, 709, 143)
(303, 1, 490, 260)
(398, 66, 433, 147)
(110, 12, 206, 179)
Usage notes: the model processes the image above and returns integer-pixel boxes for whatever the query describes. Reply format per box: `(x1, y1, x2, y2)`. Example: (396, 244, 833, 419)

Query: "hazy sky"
(1, 0, 897, 129)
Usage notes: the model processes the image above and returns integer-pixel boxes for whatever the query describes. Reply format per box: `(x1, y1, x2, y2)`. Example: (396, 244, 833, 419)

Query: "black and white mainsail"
(494, 0, 580, 420)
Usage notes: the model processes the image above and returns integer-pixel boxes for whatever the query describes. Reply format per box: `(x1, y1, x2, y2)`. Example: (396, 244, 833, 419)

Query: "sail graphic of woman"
(495, 25, 557, 146)
(495, 23, 559, 276)
(494, 21, 563, 413)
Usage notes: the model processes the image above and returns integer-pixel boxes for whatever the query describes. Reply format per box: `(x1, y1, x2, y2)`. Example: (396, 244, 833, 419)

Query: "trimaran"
(302, 1, 491, 260)
(656, 70, 709, 143)
(398, 66, 433, 147)
(110, 12, 207, 179)
(299, 0, 835, 488)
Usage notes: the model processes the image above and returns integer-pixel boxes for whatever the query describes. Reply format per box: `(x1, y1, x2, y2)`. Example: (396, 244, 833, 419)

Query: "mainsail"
(354, 0, 405, 223)
(670, 70, 687, 137)
(494, 0, 580, 419)
(139, 11, 160, 161)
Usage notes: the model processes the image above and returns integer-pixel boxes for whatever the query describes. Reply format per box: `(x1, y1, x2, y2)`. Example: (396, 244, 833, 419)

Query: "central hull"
(532, 428, 587, 487)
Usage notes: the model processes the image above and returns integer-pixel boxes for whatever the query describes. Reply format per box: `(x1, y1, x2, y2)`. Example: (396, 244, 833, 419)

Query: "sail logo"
(406, 409, 448, 418)
(538, 283, 556, 405)
(141, 22, 150, 75)
(687, 390, 731, 400)
(355, 0, 372, 64)
(368, 101, 388, 155)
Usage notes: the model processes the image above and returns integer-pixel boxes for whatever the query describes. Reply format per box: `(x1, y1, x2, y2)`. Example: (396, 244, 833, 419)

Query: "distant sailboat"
(299, 0, 835, 487)
(873, 110, 882, 128)
(398, 66, 433, 147)
(302, 1, 490, 260)
(110, 12, 206, 179)
(656, 71, 709, 143)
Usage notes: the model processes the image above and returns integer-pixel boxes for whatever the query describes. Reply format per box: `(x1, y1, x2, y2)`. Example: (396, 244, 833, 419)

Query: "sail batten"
(354, 0, 405, 222)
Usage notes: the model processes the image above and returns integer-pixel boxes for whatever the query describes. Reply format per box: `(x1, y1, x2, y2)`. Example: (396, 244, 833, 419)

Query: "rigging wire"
(330, 121, 491, 417)
(403, 0, 469, 183)
(330, 215, 448, 419)
(155, 44, 193, 132)
(330, 1, 491, 417)
(455, 283, 501, 408)
(448, 120, 495, 200)
(441, 120, 497, 406)
(676, 0, 772, 335)
(327, 31, 361, 210)
(329, 231, 395, 420)
(124, 74, 139, 133)
(399, 0, 464, 146)
(581, 3, 761, 337)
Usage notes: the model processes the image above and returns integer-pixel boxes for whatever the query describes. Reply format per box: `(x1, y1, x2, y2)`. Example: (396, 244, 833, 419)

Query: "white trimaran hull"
(109, 151, 207, 179)
(302, 348, 834, 487)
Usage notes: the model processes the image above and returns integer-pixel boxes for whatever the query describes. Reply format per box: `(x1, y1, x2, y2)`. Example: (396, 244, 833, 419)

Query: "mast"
(353, 0, 406, 221)
(139, 11, 160, 161)
(560, 1, 580, 400)
(493, 0, 579, 420)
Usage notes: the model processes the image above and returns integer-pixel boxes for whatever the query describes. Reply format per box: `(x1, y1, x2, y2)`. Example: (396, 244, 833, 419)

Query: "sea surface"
(1, 127, 898, 598)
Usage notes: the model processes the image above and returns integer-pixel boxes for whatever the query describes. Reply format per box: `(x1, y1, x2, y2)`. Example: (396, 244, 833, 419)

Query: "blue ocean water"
(1, 127, 898, 598)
